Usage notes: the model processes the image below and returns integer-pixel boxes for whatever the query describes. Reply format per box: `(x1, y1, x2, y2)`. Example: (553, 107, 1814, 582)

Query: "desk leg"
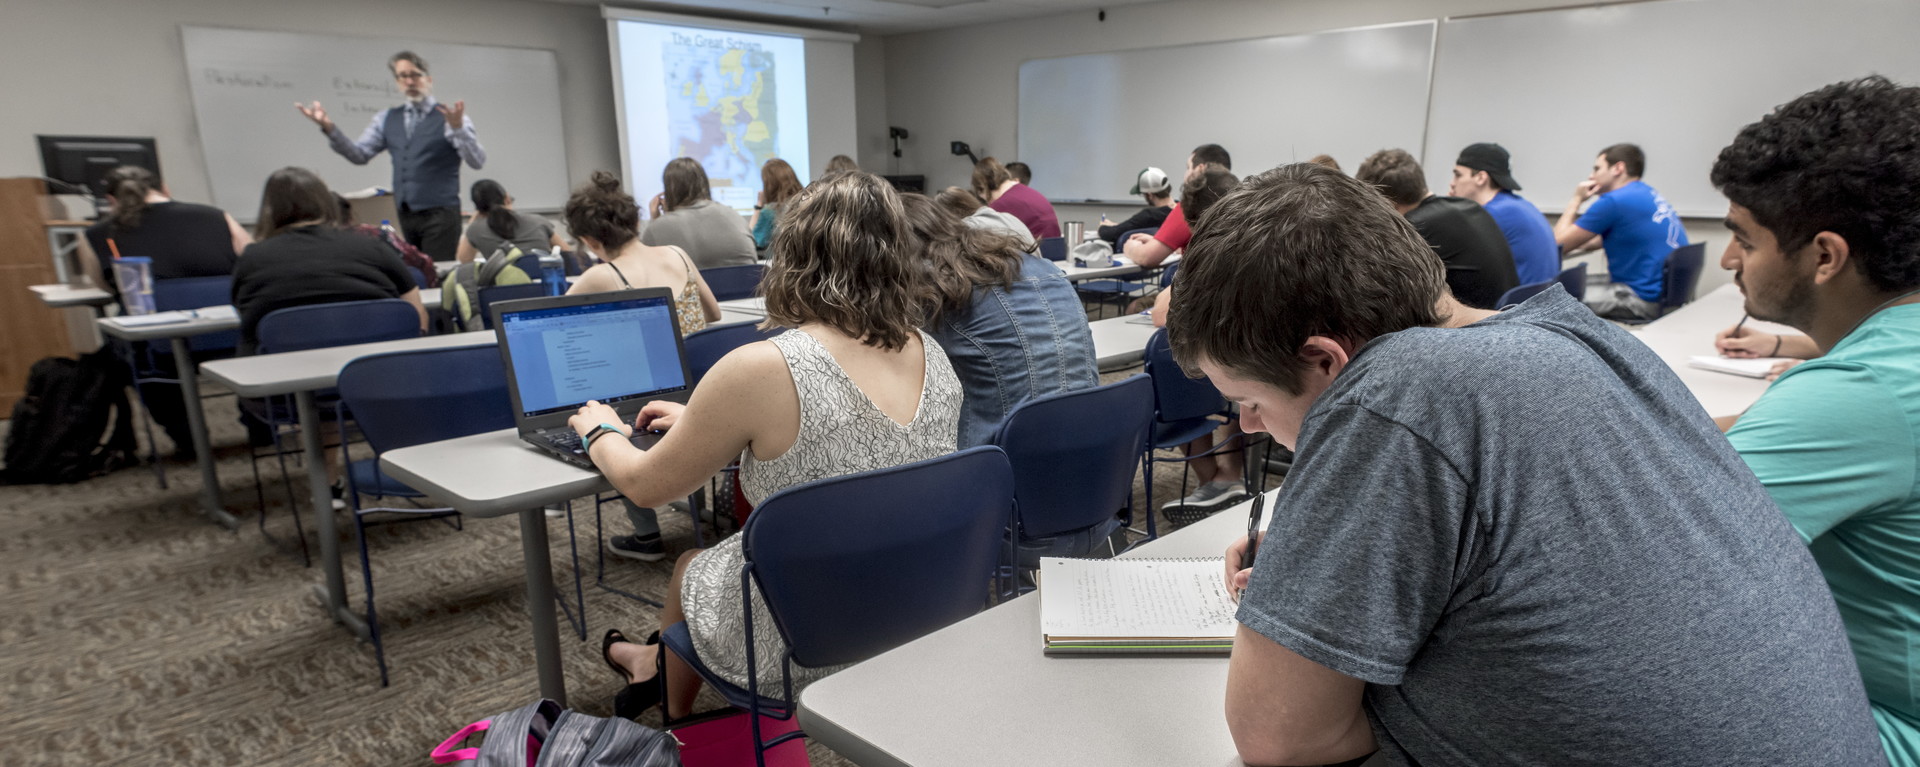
(519, 508, 567, 706)
(297, 390, 370, 640)
(171, 337, 235, 530)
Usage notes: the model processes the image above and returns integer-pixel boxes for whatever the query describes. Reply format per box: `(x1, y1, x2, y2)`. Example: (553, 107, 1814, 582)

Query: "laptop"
(492, 288, 694, 469)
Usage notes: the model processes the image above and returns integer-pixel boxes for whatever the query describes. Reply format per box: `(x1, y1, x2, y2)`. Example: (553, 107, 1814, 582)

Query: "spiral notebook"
(1688, 355, 1792, 379)
(1038, 556, 1237, 655)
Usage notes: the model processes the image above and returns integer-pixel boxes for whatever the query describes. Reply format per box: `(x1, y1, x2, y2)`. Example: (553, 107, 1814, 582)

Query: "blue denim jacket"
(931, 254, 1100, 447)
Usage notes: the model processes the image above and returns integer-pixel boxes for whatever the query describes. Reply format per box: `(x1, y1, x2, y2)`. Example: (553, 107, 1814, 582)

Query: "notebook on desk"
(1038, 557, 1237, 655)
(1688, 355, 1793, 379)
(493, 288, 694, 469)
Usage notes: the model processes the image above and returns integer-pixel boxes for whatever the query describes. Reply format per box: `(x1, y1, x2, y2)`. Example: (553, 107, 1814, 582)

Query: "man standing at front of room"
(296, 51, 486, 261)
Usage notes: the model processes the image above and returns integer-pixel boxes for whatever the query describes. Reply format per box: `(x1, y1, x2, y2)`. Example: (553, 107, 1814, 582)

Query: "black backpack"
(0, 348, 139, 485)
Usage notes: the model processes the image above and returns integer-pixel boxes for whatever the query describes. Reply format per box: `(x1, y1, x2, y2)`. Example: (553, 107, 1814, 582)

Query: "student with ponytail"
(454, 178, 566, 263)
(76, 165, 252, 459)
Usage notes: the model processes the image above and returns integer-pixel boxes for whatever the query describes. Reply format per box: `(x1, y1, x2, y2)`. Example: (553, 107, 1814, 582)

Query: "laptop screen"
(497, 294, 689, 418)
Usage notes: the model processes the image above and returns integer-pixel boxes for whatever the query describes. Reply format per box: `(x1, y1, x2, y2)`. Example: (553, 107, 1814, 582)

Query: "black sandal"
(603, 629, 664, 719)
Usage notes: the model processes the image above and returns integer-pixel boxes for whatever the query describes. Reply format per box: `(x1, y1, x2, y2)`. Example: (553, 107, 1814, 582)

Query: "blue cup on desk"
(112, 256, 155, 315)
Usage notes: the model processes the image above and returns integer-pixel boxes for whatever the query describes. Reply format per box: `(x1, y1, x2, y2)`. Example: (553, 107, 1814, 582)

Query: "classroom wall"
(1, 0, 619, 213)
(880, 0, 1739, 296)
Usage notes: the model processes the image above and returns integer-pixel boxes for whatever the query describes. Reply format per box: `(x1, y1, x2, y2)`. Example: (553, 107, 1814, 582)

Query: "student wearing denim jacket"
(902, 193, 1098, 447)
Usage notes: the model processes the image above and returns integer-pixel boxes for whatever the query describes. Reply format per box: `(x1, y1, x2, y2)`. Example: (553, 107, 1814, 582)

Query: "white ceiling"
(548, 0, 1173, 36)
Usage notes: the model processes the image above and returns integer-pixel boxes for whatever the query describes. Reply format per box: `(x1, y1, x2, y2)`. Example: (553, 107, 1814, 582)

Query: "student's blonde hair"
(761, 171, 928, 351)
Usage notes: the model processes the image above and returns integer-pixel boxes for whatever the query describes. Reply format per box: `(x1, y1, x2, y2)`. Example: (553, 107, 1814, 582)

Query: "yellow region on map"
(745, 72, 764, 120)
(720, 49, 744, 87)
(681, 82, 693, 97)
(744, 121, 770, 143)
(695, 84, 709, 107)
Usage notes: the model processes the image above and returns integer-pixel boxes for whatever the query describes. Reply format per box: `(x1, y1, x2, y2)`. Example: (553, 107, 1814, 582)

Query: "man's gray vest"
(381, 105, 462, 212)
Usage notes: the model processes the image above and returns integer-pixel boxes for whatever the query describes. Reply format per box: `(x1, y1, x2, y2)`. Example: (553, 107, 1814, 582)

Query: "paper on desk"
(1688, 355, 1793, 379)
(190, 305, 238, 320)
(112, 311, 192, 327)
(1039, 557, 1237, 640)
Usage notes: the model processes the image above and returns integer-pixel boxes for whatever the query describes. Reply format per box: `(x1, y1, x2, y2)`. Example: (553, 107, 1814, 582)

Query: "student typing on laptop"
(567, 171, 965, 721)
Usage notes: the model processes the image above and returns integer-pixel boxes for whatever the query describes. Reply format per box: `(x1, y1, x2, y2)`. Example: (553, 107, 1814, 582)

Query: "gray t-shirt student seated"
(465, 209, 555, 258)
(1239, 286, 1885, 766)
(641, 199, 757, 270)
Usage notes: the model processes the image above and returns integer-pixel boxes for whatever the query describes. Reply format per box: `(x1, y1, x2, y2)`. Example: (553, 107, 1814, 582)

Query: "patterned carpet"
(1, 369, 1249, 766)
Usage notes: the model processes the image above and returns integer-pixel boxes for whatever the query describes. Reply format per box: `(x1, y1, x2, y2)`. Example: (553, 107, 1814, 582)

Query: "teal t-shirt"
(1728, 302, 1920, 766)
(751, 202, 780, 250)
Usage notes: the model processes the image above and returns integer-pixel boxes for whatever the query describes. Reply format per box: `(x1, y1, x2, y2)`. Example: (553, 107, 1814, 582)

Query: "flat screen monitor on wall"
(603, 8, 859, 216)
(38, 135, 160, 196)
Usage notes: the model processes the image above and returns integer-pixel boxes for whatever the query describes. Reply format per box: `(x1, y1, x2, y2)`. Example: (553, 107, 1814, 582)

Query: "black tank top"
(85, 201, 238, 302)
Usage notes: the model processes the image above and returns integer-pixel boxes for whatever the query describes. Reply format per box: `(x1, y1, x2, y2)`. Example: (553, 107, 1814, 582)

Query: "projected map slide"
(617, 20, 810, 213)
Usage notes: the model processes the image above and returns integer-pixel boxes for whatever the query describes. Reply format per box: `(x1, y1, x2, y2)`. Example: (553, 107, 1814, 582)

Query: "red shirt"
(1151, 202, 1191, 250)
(988, 183, 1062, 239)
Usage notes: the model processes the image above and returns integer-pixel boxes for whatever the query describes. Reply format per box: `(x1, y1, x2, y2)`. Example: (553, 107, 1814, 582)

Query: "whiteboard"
(1425, 0, 1920, 217)
(181, 26, 570, 218)
(1018, 22, 1436, 203)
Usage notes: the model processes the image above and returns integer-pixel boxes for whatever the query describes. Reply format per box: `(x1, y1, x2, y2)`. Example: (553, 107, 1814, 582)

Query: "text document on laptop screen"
(500, 299, 686, 417)
(605, 9, 859, 215)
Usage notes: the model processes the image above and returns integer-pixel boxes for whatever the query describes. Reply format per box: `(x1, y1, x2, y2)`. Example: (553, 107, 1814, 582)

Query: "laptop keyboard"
(537, 429, 585, 456)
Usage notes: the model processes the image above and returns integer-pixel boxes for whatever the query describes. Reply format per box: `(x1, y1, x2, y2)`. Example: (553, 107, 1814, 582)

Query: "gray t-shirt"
(465, 209, 554, 258)
(640, 199, 757, 270)
(1239, 287, 1884, 766)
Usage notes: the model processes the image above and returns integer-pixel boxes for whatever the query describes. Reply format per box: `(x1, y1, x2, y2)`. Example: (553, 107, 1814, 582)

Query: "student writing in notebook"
(1711, 77, 1920, 766)
(1167, 163, 1881, 766)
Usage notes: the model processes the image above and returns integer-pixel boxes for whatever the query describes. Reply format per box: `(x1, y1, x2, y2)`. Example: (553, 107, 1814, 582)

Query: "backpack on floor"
(433, 699, 680, 767)
(0, 347, 139, 485)
(441, 245, 538, 332)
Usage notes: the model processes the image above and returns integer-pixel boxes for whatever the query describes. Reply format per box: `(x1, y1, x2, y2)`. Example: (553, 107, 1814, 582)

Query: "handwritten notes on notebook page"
(1039, 557, 1237, 655)
(1687, 355, 1794, 379)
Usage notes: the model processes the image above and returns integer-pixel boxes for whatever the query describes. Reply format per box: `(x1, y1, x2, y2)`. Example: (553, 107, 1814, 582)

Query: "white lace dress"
(678, 329, 962, 693)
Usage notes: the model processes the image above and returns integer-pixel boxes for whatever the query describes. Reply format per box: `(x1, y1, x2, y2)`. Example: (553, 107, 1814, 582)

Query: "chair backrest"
(152, 276, 237, 353)
(1158, 260, 1180, 289)
(684, 321, 783, 386)
(991, 376, 1152, 539)
(257, 299, 420, 355)
(1115, 227, 1157, 247)
(1037, 237, 1066, 261)
(1142, 328, 1225, 424)
(1497, 278, 1555, 308)
(476, 282, 548, 330)
(1659, 243, 1708, 313)
(702, 263, 766, 302)
(408, 265, 432, 289)
(742, 446, 1013, 670)
(1556, 262, 1588, 302)
(336, 345, 515, 454)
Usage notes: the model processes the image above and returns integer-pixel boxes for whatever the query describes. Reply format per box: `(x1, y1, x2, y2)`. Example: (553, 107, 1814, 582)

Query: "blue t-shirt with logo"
(1574, 180, 1688, 301)
(1482, 190, 1560, 286)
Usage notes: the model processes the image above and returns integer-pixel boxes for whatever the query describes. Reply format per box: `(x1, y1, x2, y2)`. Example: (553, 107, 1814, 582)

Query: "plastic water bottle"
(379, 219, 398, 239)
(538, 251, 566, 296)
(112, 256, 156, 315)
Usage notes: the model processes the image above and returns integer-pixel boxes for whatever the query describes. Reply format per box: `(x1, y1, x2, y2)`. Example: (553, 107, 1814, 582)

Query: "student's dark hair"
(1181, 167, 1239, 228)
(900, 193, 1027, 320)
(661, 157, 711, 211)
(102, 166, 159, 232)
(971, 157, 1013, 201)
(1005, 161, 1032, 185)
(1711, 76, 1920, 293)
(564, 171, 640, 252)
(388, 50, 428, 76)
(1167, 163, 1448, 394)
(934, 186, 985, 219)
(1354, 148, 1428, 207)
(825, 154, 859, 174)
(1307, 154, 1342, 173)
(470, 179, 516, 241)
(254, 167, 342, 240)
(760, 158, 804, 206)
(1600, 143, 1645, 178)
(762, 171, 926, 351)
(1190, 143, 1232, 171)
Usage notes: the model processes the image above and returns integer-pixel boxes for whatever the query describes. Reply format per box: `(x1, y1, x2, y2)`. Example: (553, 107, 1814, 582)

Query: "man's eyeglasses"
(394, 71, 427, 80)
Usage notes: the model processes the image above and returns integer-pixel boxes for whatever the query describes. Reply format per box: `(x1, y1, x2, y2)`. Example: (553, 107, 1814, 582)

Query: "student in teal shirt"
(1716, 76, 1920, 766)
(751, 158, 803, 252)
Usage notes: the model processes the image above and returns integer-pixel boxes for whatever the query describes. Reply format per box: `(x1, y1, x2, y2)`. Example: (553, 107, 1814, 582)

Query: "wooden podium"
(0, 178, 85, 413)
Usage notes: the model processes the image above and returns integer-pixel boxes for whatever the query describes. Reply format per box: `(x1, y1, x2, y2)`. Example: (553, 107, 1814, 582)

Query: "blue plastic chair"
(659, 446, 1014, 766)
(1497, 278, 1556, 307)
(991, 376, 1153, 580)
(476, 282, 548, 330)
(336, 345, 519, 686)
(1656, 243, 1708, 315)
(685, 320, 784, 386)
(125, 276, 239, 486)
(1037, 236, 1067, 262)
(1140, 328, 1236, 537)
(1556, 262, 1588, 301)
(249, 299, 423, 563)
(702, 264, 767, 302)
(1077, 228, 1160, 316)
